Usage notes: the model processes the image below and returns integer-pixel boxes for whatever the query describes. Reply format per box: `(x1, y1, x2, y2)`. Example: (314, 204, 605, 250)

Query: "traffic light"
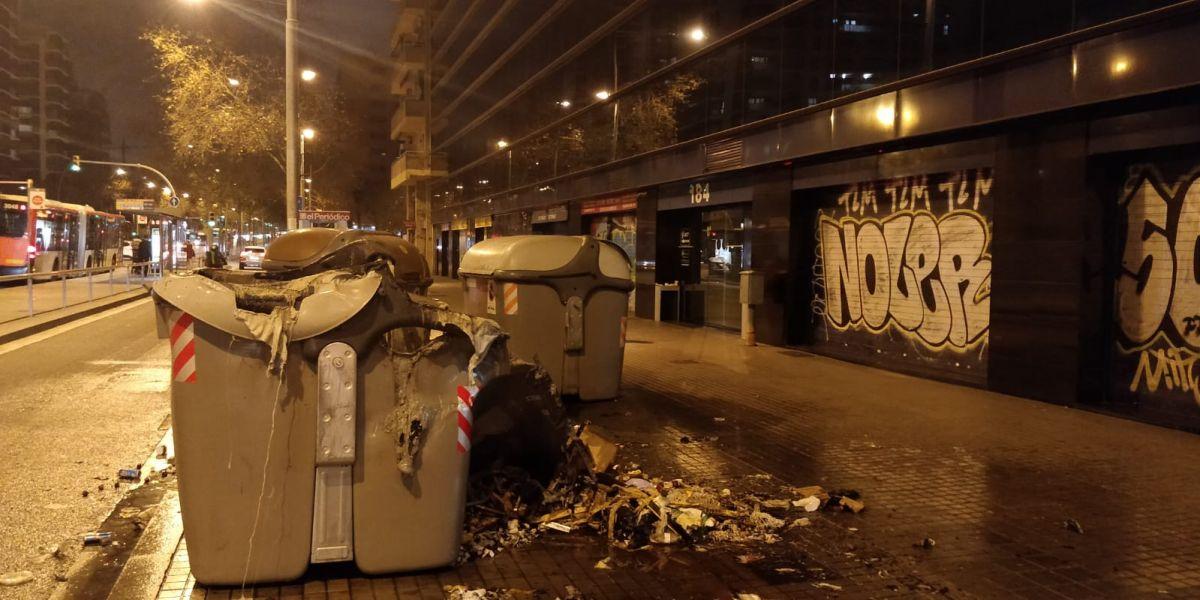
(69, 155, 82, 172)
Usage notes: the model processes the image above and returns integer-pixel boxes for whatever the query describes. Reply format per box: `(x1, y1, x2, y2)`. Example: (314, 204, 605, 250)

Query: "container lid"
(152, 270, 382, 342)
(460, 235, 629, 279)
(263, 229, 430, 286)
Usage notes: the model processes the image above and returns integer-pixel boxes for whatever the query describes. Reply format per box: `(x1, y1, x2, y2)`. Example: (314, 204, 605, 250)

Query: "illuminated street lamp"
(496, 139, 509, 150)
(558, 99, 571, 109)
(145, 181, 157, 189)
(114, 168, 126, 176)
(688, 26, 707, 43)
(594, 90, 610, 101)
(301, 69, 317, 82)
(227, 77, 240, 87)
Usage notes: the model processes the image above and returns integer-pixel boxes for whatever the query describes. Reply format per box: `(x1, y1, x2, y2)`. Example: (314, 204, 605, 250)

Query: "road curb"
(0, 289, 150, 346)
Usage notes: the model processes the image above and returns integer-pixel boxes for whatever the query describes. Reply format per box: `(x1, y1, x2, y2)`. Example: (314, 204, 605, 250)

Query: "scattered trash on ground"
(117, 468, 141, 481)
(917, 537, 936, 549)
(813, 582, 843, 591)
(458, 422, 861, 564)
(443, 585, 539, 600)
(0, 571, 34, 586)
(1064, 519, 1084, 534)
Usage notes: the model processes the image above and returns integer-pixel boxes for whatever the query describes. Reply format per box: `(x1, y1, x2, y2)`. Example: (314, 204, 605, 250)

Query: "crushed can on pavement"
(150, 230, 555, 585)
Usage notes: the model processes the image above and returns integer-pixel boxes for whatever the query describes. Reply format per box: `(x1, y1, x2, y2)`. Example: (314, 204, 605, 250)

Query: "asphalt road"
(0, 299, 169, 599)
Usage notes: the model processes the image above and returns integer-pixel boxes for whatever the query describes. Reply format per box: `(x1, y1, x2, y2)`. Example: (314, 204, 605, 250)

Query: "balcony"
(390, 67, 422, 100)
(390, 100, 427, 141)
(390, 151, 447, 188)
(393, 43, 425, 76)
(390, 1, 429, 51)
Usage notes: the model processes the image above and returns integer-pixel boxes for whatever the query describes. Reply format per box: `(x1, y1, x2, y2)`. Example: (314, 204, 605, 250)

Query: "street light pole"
(285, 0, 298, 231)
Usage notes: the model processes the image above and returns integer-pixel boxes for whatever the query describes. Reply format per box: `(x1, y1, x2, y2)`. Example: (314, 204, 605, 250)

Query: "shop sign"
(136, 215, 149, 224)
(116, 198, 156, 211)
(581, 194, 638, 215)
(474, 215, 493, 228)
(531, 204, 568, 223)
(299, 209, 350, 223)
(451, 218, 471, 231)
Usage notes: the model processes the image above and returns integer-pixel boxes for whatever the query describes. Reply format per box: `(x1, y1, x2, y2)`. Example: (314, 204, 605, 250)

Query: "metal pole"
(87, 268, 92, 301)
(61, 270, 67, 309)
(299, 135, 306, 221)
(26, 274, 33, 317)
(285, 0, 299, 231)
(109, 265, 113, 296)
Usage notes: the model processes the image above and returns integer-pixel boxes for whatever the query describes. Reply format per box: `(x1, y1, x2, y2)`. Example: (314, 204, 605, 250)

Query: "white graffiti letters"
(1116, 174, 1200, 348)
(819, 210, 991, 350)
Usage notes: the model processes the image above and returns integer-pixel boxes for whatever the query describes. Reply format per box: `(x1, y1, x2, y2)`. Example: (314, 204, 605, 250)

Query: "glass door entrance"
(698, 207, 748, 330)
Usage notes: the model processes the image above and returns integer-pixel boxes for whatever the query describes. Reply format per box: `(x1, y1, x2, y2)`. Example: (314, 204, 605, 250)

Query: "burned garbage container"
(459, 235, 633, 400)
(151, 232, 510, 585)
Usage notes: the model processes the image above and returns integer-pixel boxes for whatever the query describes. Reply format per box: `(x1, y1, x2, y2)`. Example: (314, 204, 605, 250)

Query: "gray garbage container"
(459, 235, 633, 400)
(151, 235, 508, 585)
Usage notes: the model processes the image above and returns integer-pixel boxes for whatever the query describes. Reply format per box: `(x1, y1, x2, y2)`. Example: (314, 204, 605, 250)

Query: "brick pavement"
(154, 280, 1200, 599)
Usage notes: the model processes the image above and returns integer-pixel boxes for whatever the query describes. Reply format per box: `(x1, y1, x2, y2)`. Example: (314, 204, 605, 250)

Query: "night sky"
(21, 0, 394, 162)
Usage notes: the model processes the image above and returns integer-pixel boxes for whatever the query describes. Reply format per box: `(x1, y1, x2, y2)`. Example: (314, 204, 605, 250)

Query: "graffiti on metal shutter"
(811, 168, 992, 382)
(1113, 166, 1200, 406)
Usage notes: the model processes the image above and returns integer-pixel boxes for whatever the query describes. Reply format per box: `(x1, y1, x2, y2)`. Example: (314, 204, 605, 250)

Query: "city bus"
(0, 193, 126, 274)
(0, 196, 33, 275)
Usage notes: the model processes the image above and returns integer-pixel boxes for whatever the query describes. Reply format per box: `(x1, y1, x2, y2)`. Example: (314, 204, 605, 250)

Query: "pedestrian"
(205, 245, 226, 269)
(137, 237, 153, 276)
(183, 241, 195, 267)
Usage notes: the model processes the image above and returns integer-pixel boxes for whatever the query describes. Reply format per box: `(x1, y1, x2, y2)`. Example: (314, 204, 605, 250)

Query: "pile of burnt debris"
(458, 423, 864, 562)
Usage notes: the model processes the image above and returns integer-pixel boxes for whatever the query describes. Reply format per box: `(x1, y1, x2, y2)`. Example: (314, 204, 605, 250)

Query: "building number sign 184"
(690, 182, 710, 204)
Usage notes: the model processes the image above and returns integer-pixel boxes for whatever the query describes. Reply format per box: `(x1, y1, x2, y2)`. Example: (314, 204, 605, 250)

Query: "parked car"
(239, 245, 266, 270)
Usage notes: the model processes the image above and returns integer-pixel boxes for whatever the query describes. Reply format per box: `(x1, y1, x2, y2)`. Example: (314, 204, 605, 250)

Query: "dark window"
(0, 205, 26, 237)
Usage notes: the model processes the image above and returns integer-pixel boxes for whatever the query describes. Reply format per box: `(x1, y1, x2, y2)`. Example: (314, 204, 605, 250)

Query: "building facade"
(0, 0, 110, 186)
(393, 0, 1200, 431)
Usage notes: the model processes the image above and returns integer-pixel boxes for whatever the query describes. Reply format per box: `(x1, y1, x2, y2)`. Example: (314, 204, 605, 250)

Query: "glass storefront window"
(699, 206, 749, 330)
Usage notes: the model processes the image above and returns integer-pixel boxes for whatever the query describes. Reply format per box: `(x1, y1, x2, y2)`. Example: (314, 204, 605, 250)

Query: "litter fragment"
(117, 468, 140, 481)
(543, 522, 572, 533)
(813, 582, 843, 591)
(593, 557, 611, 570)
(0, 571, 33, 586)
(794, 496, 821, 512)
(735, 594, 761, 600)
(1064, 519, 1084, 534)
(82, 532, 112, 546)
(713, 417, 726, 422)
(578, 425, 617, 473)
(918, 537, 936, 549)
(790, 517, 812, 528)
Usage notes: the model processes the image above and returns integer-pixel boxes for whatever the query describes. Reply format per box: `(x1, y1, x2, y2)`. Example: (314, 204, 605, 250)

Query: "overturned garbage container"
(459, 235, 633, 400)
(151, 232, 511, 585)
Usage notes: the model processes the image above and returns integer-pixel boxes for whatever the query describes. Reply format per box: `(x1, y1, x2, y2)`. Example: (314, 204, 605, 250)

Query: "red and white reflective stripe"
(503, 283, 519, 316)
(619, 316, 627, 348)
(456, 385, 477, 454)
(170, 311, 197, 383)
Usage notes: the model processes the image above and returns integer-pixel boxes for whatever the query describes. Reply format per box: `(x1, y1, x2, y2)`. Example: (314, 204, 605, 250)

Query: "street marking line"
(0, 297, 152, 358)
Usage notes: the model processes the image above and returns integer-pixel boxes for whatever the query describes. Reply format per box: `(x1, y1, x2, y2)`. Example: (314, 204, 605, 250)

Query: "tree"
(143, 28, 368, 219)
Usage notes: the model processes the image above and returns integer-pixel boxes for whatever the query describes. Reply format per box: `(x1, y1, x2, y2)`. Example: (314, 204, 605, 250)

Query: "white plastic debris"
(0, 571, 34, 586)
(794, 496, 821, 512)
